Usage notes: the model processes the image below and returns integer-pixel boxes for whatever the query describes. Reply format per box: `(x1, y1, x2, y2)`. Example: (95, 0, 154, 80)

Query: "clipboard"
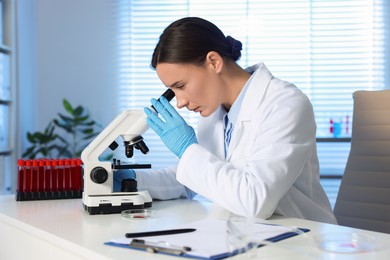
(105, 218, 310, 259)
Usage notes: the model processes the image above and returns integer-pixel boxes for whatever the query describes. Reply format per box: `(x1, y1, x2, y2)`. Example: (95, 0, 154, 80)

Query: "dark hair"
(151, 17, 242, 69)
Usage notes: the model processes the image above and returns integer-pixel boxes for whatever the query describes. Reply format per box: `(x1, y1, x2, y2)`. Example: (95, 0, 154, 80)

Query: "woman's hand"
(144, 96, 197, 158)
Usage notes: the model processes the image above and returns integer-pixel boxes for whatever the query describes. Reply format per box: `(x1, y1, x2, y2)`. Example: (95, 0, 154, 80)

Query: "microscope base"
(82, 191, 153, 215)
(83, 201, 152, 215)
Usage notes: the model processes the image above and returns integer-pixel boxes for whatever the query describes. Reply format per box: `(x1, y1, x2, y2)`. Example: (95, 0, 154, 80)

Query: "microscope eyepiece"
(161, 88, 175, 102)
(152, 89, 175, 112)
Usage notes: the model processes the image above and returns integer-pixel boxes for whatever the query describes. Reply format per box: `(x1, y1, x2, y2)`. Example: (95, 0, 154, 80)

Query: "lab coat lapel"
(225, 63, 273, 161)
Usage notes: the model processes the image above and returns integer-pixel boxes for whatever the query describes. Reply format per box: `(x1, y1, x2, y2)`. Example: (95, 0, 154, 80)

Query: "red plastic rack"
(16, 158, 83, 201)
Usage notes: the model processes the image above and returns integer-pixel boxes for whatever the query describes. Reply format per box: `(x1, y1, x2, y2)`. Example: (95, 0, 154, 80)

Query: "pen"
(125, 228, 196, 238)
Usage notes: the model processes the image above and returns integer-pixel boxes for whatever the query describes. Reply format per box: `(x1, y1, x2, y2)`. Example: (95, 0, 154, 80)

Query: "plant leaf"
(22, 146, 37, 158)
(82, 128, 94, 134)
(74, 115, 89, 123)
(57, 114, 73, 124)
(63, 99, 74, 114)
(84, 120, 96, 126)
(54, 120, 73, 133)
(74, 106, 84, 116)
(27, 132, 37, 143)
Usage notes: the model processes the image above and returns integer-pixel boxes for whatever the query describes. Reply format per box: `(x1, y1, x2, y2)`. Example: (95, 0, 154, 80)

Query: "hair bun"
(226, 36, 242, 61)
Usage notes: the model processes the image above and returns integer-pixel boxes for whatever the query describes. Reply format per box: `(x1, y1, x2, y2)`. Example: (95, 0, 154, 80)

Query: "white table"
(0, 194, 389, 259)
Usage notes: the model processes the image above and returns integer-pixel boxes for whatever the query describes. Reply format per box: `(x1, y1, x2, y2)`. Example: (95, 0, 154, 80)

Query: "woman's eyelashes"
(175, 84, 185, 90)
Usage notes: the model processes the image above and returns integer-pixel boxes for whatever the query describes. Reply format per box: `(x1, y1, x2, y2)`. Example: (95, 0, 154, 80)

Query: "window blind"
(112, 0, 388, 176)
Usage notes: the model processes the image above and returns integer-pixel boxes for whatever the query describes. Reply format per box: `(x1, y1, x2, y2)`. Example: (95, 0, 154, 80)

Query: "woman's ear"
(205, 51, 223, 73)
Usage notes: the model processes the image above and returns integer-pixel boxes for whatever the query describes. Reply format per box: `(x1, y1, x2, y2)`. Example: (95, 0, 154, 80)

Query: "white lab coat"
(137, 62, 337, 224)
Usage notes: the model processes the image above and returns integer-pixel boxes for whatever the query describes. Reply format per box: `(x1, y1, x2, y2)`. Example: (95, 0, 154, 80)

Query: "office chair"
(333, 90, 390, 233)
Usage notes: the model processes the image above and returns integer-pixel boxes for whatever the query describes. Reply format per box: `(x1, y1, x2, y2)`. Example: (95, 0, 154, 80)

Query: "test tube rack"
(16, 158, 83, 201)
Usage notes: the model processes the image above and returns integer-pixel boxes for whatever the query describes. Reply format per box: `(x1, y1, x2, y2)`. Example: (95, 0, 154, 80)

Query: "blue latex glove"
(144, 96, 198, 158)
(113, 169, 136, 192)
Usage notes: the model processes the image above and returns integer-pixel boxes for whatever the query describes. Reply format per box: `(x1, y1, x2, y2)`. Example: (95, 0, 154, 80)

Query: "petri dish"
(121, 209, 156, 220)
(314, 232, 378, 253)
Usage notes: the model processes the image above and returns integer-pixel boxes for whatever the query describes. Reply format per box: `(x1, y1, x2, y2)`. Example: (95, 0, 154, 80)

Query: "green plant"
(53, 99, 101, 157)
(23, 99, 102, 159)
(22, 121, 69, 159)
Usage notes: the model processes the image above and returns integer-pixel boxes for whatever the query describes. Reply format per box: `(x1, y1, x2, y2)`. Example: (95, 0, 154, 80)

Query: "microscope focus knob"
(90, 167, 108, 184)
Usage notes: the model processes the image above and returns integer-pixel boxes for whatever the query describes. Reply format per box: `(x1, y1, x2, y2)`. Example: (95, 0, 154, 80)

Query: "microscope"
(81, 89, 175, 214)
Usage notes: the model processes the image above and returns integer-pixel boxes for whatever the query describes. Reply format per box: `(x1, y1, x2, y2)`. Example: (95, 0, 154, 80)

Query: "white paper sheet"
(108, 218, 296, 259)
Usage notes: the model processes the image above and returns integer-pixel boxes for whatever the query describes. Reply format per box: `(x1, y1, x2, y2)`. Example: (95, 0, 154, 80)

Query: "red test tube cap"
(57, 159, 64, 166)
(51, 159, 58, 166)
(76, 159, 83, 166)
(18, 159, 25, 166)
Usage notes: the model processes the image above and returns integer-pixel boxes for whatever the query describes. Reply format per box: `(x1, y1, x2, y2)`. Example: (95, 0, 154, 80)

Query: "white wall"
(17, 0, 116, 156)
(17, 0, 38, 155)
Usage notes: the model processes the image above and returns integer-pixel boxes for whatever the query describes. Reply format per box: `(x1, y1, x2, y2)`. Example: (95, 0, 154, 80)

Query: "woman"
(136, 17, 336, 224)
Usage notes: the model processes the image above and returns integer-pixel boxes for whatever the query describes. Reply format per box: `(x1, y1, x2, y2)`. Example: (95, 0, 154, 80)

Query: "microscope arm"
(81, 89, 175, 165)
(81, 110, 148, 165)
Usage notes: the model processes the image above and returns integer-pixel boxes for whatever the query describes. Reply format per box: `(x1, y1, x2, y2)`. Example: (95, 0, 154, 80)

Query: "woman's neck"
(221, 63, 251, 111)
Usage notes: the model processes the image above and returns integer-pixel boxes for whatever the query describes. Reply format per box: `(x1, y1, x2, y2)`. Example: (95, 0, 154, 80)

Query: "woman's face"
(156, 62, 224, 117)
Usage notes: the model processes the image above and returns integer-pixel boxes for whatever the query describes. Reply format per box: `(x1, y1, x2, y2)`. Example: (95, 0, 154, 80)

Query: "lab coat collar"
(239, 62, 273, 121)
(225, 62, 273, 160)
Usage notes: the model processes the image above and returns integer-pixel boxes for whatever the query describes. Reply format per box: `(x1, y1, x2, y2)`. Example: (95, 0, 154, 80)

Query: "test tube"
(44, 159, 52, 193)
(38, 160, 45, 194)
(70, 159, 76, 191)
(17, 159, 25, 193)
(57, 159, 63, 191)
(74, 159, 83, 191)
(24, 160, 32, 193)
(64, 159, 71, 191)
(51, 159, 58, 192)
(31, 160, 39, 193)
